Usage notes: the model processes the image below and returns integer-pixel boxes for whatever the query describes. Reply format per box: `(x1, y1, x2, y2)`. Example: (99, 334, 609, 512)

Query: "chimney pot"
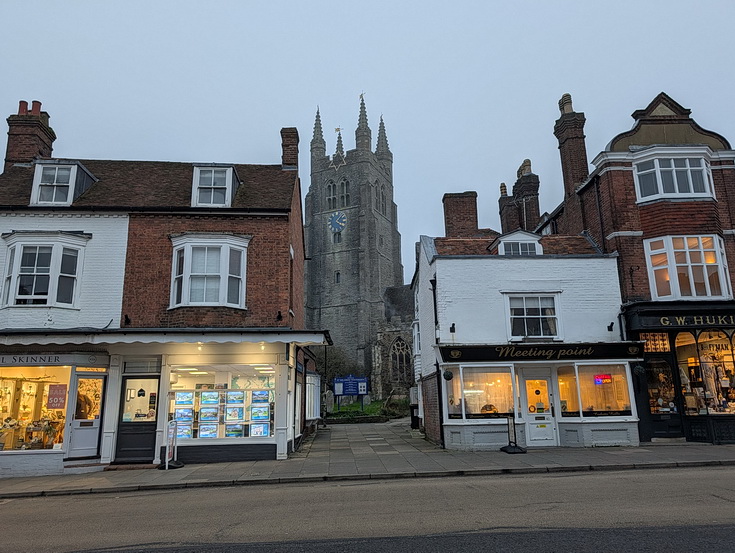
(18, 101, 28, 115)
(31, 100, 42, 115)
(559, 93, 573, 114)
(500, 183, 507, 197)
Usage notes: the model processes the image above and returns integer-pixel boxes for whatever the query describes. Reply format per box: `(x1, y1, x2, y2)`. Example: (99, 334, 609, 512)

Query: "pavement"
(2, 417, 735, 499)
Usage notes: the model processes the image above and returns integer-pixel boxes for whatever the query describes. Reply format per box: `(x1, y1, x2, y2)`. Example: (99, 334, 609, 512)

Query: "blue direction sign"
(333, 375, 369, 396)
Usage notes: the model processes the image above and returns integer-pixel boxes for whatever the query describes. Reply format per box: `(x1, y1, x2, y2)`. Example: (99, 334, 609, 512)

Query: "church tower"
(305, 98, 404, 373)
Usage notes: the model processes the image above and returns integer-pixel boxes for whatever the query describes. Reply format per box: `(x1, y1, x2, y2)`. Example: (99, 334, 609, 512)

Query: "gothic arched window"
(339, 179, 350, 207)
(390, 338, 412, 383)
(333, 231, 342, 244)
(381, 185, 387, 215)
(374, 182, 380, 211)
(326, 181, 336, 210)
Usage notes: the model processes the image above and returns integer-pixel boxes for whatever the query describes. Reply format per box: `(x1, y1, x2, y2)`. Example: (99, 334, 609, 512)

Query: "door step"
(63, 461, 107, 475)
(104, 464, 158, 471)
(650, 437, 688, 444)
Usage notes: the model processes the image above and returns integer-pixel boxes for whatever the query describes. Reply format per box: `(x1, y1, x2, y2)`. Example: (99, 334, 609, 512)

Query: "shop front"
(437, 343, 643, 450)
(625, 302, 735, 444)
(0, 353, 110, 477)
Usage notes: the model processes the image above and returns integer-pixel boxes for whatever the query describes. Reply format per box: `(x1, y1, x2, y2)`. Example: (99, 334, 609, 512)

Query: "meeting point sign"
(439, 342, 643, 363)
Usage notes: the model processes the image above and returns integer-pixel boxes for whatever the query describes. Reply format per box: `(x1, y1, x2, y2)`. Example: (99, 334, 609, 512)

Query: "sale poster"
(46, 384, 68, 410)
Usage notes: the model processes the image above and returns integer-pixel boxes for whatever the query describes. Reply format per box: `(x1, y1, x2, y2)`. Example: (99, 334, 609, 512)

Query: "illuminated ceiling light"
(176, 368, 198, 372)
(190, 371, 209, 375)
(260, 342, 265, 351)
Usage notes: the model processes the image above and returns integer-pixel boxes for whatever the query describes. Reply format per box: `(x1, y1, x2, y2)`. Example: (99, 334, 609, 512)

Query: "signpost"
(333, 375, 369, 411)
(162, 420, 184, 469)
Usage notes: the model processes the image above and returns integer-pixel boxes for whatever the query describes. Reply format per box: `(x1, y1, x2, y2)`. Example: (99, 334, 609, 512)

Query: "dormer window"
(31, 164, 77, 206)
(31, 161, 95, 206)
(502, 242, 537, 256)
(192, 166, 235, 207)
(496, 230, 543, 256)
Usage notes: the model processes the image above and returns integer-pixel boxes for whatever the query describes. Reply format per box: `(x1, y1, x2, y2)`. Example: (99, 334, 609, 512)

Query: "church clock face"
(328, 211, 347, 233)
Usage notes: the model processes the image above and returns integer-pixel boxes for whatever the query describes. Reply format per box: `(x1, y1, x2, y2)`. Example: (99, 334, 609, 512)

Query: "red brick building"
(537, 93, 735, 443)
(0, 101, 328, 477)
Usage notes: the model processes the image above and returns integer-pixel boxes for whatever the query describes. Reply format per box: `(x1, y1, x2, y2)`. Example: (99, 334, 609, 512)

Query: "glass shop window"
(577, 364, 632, 416)
(557, 365, 580, 417)
(1, 366, 72, 451)
(646, 359, 677, 414)
(446, 366, 514, 420)
(677, 330, 735, 415)
(168, 364, 277, 439)
(445, 366, 462, 419)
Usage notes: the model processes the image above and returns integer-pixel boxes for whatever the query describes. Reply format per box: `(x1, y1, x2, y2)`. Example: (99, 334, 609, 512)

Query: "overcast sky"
(2, 1, 735, 282)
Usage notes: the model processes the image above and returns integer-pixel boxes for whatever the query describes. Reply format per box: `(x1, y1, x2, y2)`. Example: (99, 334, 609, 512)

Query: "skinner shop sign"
(0, 354, 102, 366)
(439, 342, 643, 363)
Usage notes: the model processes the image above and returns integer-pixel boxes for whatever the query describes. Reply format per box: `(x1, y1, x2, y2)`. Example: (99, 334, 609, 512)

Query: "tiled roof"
(0, 159, 296, 211)
(434, 234, 598, 256)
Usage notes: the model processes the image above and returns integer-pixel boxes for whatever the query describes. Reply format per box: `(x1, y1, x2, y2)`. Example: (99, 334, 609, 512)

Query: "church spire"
(376, 115, 392, 161)
(311, 107, 326, 158)
(355, 94, 372, 151)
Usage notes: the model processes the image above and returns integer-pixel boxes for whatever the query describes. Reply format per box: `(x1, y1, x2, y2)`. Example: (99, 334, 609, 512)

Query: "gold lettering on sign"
(660, 317, 671, 326)
(675, 316, 687, 325)
(693, 316, 704, 325)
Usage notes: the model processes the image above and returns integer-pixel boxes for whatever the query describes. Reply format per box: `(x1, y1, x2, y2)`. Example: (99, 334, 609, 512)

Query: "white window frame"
(644, 234, 731, 301)
(170, 234, 250, 308)
(1, 232, 88, 308)
(505, 293, 562, 341)
(500, 241, 540, 256)
(31, 164, 78, 206)
(632, 147, 714, 203)
(191, 166, 234, 208)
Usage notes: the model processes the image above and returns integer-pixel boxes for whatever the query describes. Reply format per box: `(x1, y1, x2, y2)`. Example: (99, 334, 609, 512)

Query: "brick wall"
(4, 101, 56, 172)
(122, 213, 296, 328)
(420, 373, 442, 445)
(443, 192, 478, 237)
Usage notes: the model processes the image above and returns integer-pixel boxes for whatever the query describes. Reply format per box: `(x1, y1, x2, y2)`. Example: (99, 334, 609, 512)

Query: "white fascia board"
(0, 331, 330, 347)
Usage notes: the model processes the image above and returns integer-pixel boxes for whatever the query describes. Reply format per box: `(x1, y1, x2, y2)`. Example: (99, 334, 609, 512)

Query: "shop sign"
(594, 374, 613, 385)
(46, 384, 68, 409)
(630, 312, 735, 330)
(439, 342, 644, 363)
(0, 353, 108, 366)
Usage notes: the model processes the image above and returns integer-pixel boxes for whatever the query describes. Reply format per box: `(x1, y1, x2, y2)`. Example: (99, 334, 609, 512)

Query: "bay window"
(634, 156, 713, 201)
(645, 235, 730, 300)
(2, 232, 88, 307)
(170, 235, 250, 308)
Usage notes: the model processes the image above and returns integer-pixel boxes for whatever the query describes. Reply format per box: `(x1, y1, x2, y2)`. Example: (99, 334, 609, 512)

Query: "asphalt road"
(2, 466, 734, 553)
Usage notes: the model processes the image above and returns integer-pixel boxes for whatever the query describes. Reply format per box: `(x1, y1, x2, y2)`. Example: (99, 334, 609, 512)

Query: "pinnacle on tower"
(311, 107, 326, 158)
(376, 115, 392, 161)
(355, 94, 372, 151)
(335, 129, 344, 157)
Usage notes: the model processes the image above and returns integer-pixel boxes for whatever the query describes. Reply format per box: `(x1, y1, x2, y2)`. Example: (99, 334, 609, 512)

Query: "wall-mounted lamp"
(607, 322, 614, 331)
(276, 311, 283, 321)
(450, 323, 456, 333)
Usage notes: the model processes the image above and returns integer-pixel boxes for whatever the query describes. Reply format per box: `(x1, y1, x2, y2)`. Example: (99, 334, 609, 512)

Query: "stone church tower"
(304, 98, 404, 376)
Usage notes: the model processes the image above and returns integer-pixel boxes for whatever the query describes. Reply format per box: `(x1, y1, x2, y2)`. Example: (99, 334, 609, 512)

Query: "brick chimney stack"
(4, 100, 56, 173)
(280, 127, 299, 170)
(553, 93, 589, 198)
(443, 191, 478, 238)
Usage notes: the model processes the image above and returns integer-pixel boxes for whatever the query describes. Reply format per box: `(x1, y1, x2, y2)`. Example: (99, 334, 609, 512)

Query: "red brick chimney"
(4, 100, 56, 173)
(553, 93, 588, 198)
(280, 127, 299, 170)
(443, 191, 478, 237)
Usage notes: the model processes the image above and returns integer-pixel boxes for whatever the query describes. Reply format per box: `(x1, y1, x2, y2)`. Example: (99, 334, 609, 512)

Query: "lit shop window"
(446, 366, 514, 420)
(168, 365, 276, 439)
(577, 365, 632, 417)
(557, 365, 580, 417)
(0, 366, 72, 451)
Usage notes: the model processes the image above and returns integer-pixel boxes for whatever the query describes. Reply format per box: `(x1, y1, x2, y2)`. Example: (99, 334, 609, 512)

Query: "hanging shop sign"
(439, 342, 644, 363)
(46, 384, 68, 410)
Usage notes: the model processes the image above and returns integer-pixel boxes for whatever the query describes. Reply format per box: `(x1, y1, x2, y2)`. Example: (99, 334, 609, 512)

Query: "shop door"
(114, 376, 159, 463)
(67, 375, 106, 459)
(523, 376, 558, 446)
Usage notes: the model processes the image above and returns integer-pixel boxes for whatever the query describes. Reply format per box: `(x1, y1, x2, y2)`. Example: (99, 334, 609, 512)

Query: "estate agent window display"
(168, 364, 277, 441)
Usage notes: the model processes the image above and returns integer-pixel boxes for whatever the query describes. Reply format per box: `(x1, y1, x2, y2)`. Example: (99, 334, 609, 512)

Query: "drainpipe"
(435, 361, 446, 449)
